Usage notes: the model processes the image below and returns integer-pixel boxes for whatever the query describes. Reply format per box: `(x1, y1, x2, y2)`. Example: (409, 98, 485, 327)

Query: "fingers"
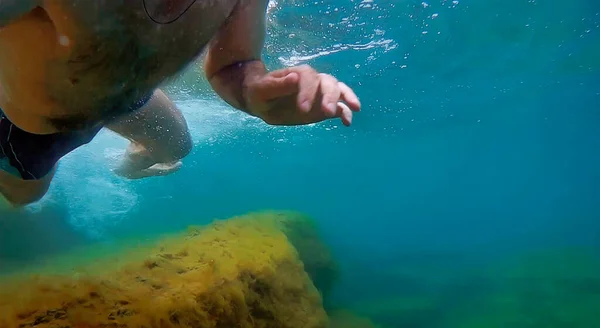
(253, 65, 361, 127)
(296, 65, 320, 113)
(338, 82, 361, 112)
(267, 67, 294, 78)
(314, 75, 359, 126)
(319, 73, 341, 117)
(336, 102, 353, 126)
(253, 73, 299, 101)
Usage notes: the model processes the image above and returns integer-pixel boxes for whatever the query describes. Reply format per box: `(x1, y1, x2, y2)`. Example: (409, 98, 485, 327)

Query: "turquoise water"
(1, 0, 600, 327)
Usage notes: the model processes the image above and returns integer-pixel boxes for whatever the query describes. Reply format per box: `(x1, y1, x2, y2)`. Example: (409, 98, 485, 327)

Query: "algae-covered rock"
(0, 212, 331, 328)
(246, 211, 340, 301)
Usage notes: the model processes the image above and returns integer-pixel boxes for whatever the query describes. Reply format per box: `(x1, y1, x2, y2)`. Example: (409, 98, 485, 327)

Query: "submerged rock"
(0, 211, 335, 328)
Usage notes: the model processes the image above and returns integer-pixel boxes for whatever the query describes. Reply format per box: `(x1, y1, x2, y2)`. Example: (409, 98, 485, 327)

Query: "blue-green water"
(1, 0, 600, 327)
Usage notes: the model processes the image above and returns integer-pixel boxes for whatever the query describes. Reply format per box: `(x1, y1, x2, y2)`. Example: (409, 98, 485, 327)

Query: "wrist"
(208, 59, 267, 116)
(240, 61, 266, 115)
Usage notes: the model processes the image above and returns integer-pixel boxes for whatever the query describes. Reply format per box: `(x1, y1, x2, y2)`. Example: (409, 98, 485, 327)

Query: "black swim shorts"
(0, 94, 152, 180)
(0, 112, 102, 180)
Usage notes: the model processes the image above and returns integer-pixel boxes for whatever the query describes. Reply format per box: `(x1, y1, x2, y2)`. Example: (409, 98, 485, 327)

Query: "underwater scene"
(1, 0, 599, 327)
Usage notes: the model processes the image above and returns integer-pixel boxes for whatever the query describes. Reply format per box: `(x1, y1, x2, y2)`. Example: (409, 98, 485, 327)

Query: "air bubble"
(58, 34, 70, 46)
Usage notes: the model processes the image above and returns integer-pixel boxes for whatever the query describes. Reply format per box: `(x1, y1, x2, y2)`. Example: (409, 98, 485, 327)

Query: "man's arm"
(0, 0, 39, 27)
(203, 0, 270, 115)
(204, 0, 361, 126)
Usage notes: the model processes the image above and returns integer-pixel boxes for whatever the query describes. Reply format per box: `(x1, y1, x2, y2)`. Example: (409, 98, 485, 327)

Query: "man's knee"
(0, 168, 54, 207)
(176, 129, 193, 160)
(1, 190, 45, 207)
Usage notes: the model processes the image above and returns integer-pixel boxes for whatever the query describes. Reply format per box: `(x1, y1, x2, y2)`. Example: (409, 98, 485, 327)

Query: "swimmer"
(0, 0, 361, 207)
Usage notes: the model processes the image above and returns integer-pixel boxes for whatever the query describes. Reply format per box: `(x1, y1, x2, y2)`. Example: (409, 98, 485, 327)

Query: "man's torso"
(0, 0, 238, 134)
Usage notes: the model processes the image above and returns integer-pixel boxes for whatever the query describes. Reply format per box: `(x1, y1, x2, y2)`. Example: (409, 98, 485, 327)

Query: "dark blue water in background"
(1, 0, 599, 326)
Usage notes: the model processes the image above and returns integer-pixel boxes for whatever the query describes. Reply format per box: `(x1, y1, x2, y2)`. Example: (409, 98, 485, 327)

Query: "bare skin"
(0, 0, 361, 207)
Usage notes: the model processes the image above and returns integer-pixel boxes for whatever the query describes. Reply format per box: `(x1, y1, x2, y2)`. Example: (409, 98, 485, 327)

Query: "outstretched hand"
(245, 65, 361, 126)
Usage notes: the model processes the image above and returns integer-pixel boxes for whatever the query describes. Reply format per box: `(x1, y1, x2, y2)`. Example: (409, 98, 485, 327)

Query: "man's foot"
(114, 161, 182, 180)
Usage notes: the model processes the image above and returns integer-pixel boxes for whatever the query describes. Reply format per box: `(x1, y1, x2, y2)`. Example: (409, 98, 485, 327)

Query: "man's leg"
(106, 89, 193, 179)
(0, 165, 55, 207)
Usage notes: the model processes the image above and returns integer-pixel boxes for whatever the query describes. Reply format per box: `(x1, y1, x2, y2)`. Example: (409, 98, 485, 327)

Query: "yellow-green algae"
(0, 211, 341, 328)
